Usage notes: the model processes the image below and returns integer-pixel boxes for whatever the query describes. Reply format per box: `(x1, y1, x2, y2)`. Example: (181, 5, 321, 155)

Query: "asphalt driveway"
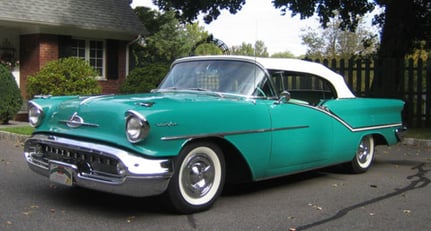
(0, 137, 430, 230)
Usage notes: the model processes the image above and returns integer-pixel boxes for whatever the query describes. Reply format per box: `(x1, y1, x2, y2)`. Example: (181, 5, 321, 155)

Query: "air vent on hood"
(138, 102, 155, 107)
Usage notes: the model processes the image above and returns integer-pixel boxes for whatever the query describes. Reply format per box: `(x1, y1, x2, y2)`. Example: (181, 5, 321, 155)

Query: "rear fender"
(322, 98, 404, 129)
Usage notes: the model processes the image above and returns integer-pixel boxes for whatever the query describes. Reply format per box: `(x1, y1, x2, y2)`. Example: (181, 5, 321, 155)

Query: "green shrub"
(0, 64, 23, 124)
(26, 57, 101, 98)
(119, 63, 169, 93)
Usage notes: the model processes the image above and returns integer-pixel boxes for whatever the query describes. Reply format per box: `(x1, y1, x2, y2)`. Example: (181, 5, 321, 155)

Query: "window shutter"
(58, 36, 72, 58)
(106, 39, 119, 80)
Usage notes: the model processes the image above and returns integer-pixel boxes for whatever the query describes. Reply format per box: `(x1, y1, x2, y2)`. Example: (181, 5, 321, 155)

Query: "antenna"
(254, 19, 258, 58)
(253, 19, 258, 95)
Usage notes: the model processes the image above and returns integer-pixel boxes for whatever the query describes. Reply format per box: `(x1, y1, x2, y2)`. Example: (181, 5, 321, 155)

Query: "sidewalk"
(402, 137, 431, 148)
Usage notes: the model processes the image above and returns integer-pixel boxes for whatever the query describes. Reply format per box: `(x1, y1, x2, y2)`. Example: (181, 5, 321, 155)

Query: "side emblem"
(156, 122, 178, 127)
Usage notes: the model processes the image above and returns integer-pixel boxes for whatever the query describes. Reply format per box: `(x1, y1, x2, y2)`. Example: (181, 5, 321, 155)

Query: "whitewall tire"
(349, 135, 375, 173)
(164, 142, 225, 214)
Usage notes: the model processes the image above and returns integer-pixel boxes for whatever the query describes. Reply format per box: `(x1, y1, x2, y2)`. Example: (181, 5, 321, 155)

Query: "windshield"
(157, 60, 272, 97)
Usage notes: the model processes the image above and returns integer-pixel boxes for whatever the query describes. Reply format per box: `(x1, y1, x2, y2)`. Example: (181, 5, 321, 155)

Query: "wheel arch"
(183, 136, 253, 184)
(371, 133, 389, 146)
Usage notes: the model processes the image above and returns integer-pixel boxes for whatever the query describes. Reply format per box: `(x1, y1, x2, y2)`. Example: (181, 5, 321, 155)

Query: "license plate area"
(49, 161, 75, 186)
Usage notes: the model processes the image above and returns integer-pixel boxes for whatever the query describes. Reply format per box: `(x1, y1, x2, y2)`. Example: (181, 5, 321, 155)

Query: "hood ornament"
(59, 112, 99, 128)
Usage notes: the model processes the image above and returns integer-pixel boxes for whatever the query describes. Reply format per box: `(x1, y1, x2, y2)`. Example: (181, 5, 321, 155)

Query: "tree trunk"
(372, 0, 416, 98)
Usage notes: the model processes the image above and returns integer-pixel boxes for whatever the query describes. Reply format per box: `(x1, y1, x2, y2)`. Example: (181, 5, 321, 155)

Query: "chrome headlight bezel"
(125, 110, 150, 143)
(28, 102, 44, 128)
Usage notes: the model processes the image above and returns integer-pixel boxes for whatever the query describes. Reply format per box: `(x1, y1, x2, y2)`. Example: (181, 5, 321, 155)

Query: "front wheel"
(164, 142, 225, 214)
(348, 135, 375, 173)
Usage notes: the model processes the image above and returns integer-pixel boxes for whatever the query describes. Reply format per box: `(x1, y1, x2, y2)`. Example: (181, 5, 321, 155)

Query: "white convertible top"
(174, 55, 356, 98)
(255, 57, 355, 98)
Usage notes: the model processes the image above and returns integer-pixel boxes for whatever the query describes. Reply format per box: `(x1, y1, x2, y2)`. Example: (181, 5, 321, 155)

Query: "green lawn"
(0, 126, 34, 135)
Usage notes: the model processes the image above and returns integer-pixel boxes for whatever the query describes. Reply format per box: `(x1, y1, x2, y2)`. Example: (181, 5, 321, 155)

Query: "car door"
(265, 70, 336, 177)
(266, 102, 334, 176)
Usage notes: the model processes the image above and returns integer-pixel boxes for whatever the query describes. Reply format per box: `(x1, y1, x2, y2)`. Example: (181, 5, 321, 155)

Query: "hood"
(51, 92, 240, 120)
(31, 92, 264, 156)
(39, 92, 238, 129)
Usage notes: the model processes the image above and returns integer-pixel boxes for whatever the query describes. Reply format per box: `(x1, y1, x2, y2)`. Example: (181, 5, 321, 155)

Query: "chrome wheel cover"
(179, 146, 222, 205)
(356, 135, 374, 169)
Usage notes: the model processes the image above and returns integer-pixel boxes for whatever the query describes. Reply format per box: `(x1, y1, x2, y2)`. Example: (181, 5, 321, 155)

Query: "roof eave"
(0, 19, 146, 40)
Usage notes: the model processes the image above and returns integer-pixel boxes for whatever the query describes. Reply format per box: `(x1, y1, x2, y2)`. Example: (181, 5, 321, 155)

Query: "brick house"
(0, 0, 147, 102)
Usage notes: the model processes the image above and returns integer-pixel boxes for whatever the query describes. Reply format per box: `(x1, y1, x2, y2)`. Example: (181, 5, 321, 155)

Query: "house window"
(71, 39, 105, 78)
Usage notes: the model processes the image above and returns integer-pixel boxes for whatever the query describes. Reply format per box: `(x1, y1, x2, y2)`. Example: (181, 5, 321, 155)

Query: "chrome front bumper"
(24, 134, 173, 197)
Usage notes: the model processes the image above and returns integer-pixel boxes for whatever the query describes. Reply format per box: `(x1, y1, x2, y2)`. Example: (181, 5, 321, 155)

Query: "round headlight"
(28, 103, 44, 127)
(125, 110, 150, 143)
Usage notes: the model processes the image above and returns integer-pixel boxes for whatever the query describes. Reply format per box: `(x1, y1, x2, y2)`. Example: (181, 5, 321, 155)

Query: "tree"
(231, 42, 254, 56)
(300, 27, 326, 59)
(272, 0, 431, 97)
(231, 40, 269, 57)
(0, 64, 22, 124)
(186, 25, 226, 55)
(132, 7, 221, 65)
(191, 34, 230, 55)
(128, 7, 226, 96)
(193, 43, 224, 55)
(133, 9, 190, 63)
(271, 51, 296, 58)
(154, 0, 431, 98)
(155, 0, 245, 23)
(254, 40, 269, 57)
(301, 16, 378, 60)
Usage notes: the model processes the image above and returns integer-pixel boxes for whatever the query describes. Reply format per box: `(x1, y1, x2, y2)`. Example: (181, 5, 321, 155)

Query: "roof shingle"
(0, 0, 147, 38)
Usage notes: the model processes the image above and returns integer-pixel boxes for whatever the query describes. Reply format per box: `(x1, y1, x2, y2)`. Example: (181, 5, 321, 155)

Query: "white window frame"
(71, 38, 106, 80)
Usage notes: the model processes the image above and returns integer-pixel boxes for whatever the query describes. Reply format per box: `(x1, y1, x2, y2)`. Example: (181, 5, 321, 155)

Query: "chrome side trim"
(349, 123, 403, 132)
(161, 103, 402, 142)
(304, 104, 402, 132)
(161, 125, 309, 141)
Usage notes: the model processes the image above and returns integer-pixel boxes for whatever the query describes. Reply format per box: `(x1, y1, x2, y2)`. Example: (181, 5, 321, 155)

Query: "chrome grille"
(30, 143, 121, 176)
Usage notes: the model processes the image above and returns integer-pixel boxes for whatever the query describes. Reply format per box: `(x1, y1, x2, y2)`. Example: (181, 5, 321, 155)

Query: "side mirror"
(275, 90, 291, 104)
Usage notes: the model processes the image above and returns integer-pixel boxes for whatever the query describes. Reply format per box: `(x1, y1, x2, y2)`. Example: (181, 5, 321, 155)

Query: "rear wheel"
(348, 135, 375, 173)
(164, 142, 225, 214)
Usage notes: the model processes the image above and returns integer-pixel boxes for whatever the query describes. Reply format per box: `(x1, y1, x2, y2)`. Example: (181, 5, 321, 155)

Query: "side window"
(269, 70, 337, 105)
(255, 77, 277, 98)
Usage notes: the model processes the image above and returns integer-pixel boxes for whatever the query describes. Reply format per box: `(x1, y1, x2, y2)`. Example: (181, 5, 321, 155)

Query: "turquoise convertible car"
(24, 56, 404, 213)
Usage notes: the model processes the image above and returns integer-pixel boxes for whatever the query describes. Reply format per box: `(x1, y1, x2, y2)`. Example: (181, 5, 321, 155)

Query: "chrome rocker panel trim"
(24, 134, 173, 197)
